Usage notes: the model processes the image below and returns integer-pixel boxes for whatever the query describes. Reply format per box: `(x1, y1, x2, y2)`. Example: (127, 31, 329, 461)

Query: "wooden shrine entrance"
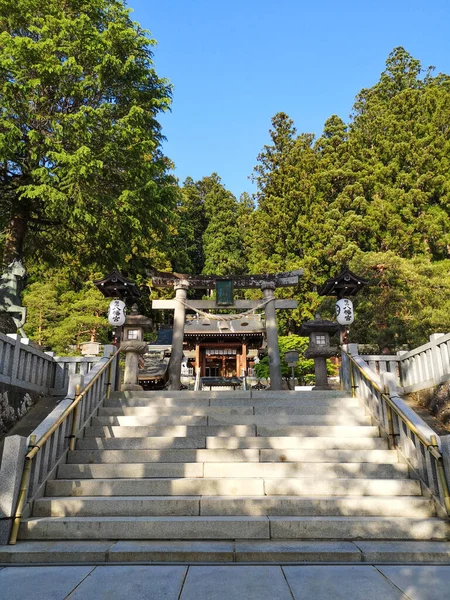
(148, 268, 302, 390)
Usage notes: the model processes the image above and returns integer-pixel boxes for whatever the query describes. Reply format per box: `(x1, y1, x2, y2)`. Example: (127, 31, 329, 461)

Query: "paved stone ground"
(1, 564, 450, 599)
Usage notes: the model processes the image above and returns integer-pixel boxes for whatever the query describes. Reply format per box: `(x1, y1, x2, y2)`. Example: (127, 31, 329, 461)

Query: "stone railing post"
(67, 373, 84, 399)
(261, 282, 282, 390)
(340, 343, 358, 392)
(430, 333, 445, 385)
(169, 280, 189, 390)
(103, 344, 117, 391)
(0, 435, 28, 544)
(7, 334, 22, 387)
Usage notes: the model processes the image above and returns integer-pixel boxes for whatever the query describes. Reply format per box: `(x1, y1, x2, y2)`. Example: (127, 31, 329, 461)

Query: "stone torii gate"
(147, 268, 302, 390)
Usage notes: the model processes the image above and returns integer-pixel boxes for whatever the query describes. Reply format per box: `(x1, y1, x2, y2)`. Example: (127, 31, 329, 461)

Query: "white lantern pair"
(336, 298, 354, 325)
(108, 299, 126, 326)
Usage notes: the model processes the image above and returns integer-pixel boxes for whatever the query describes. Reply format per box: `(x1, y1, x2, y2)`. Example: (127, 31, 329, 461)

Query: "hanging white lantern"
(336, 298, 354, 325)
(108, 299, 126, 326)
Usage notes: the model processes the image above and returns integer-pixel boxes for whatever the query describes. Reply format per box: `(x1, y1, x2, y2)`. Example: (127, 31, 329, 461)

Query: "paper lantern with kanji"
(336, 298, 354, 325)
(108, 299, 126, 326)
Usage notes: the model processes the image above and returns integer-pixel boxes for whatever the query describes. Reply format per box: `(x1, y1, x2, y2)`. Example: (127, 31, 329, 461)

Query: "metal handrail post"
(9, 435, 36, 545)
(430, 434, 450, 516)
(68, 384, 81, 451)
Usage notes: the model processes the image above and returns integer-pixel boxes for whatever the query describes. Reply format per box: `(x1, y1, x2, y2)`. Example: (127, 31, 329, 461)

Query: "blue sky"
(129, 0, 450, 198)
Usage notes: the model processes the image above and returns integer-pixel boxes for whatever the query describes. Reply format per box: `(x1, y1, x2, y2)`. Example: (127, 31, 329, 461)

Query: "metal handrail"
(348, 351, 435, 448)
(9, 348, 119, 544)
(344, 348, 450, 515)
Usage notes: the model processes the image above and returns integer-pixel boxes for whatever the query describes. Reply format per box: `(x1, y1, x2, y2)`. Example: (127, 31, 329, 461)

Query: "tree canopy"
(0, 0, 178, 269)
(7, 42, 450, 354)
(245, 47, 450, 349)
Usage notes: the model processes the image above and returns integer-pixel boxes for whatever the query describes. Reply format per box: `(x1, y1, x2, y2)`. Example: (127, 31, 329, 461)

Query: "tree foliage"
(0, 0, 178, 269)
(248, 47, 450, 349)
(9, 43, 450, 355)
(172, 174, 248, 276)
(22, 272, 110, 354)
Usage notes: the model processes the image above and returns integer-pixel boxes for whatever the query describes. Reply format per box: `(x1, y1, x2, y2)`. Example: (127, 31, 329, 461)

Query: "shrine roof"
(318, 267, 368, 298)
(94, 269, 141, 299)
(184, 315, 265, 335)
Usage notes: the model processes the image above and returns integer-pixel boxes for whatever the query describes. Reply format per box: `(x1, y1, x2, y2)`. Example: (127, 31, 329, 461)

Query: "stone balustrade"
(360, 333, 450, 394)
(0, 332, 101, 396)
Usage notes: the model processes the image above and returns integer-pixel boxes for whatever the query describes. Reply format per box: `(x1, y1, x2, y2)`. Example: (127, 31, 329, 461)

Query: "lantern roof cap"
(299, 313, 339, 335)
(94, 269, 141, 299)
(124, 304, 153, 331)
(318, 267, 368, 299)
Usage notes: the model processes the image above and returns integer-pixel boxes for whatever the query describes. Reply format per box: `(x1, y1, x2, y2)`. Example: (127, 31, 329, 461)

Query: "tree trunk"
(2, 210, 28, 267)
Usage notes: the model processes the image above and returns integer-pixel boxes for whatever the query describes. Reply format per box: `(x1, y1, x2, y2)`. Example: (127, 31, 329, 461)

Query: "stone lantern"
(300, 314, 338, 390)
(120, 304, 153, 391)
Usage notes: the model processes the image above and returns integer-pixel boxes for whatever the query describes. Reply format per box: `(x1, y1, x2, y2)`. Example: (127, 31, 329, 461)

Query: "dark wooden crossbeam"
(147, 268, 303, 289)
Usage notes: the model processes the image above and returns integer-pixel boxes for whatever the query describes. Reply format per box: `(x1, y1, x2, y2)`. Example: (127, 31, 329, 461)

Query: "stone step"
(99, 404, 365, 417)
(19, 515, 450, 541)
(46, 477, 421, 498)
(105, 397, 360, 408)
(76, 436, 208, 450)
(110, 391, 350, 400)
(83, 425, 381, 438)
(33, 495, 434, 518)
(19, 516, 270, 540)
(205, 436, 389, 450)
(4, 540, 450, 564)
(65, 448, 399, 464)
(255, 426, 380, 437)
(58, 463, 205, 479)
(67, 449, 261, 464)
(84, 425, 258, 437)
(259, 449, 399, 464)
(202, 462, 410, 479)
(91, 414, 373, 426)
(75, 435, 389, 451)
(198, 496, 434, 518)
(57, 462, 410, 480)
(47, 478, 266, 497)
(269, 516, 450, 540)
(98, 406, 253, 417)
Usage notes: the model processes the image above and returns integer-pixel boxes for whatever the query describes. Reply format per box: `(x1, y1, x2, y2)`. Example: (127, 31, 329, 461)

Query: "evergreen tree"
(248, 47, 450, 346)
(0, 0, 177, 268)
(22, 272, 110, 353)
(202, 174, 246, 275)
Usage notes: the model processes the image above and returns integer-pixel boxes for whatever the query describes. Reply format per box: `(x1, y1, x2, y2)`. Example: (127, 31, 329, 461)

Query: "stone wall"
(0, 382, 38, 439)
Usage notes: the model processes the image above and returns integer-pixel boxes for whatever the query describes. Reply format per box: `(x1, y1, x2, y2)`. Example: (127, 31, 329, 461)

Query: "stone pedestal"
(262, 282, 282, 391)
(304, 347, 338, 391)
(120, 340, 148, 391)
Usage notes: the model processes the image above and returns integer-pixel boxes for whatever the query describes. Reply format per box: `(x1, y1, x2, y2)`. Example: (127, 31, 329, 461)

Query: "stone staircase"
(2, 390, 450, 564)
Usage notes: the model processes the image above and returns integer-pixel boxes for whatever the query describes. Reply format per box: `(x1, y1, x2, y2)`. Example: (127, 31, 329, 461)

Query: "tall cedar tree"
(249, 48, 450, 344)
(172, 174, 248, 277)
(0, 0, 177, 268)
(202, 174, 247, 276)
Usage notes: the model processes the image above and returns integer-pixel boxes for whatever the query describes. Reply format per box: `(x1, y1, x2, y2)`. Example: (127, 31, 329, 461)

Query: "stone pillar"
(0, 435, 28, 544)
(168, 281, 189, 390)
(340, 343, 359, 392)
(314, 356, 328, 389)
(261, 282, 282, 390)
(195, 342, 200, 373)
(242, 341, 247, 376)
(120, 340, 148, 391)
